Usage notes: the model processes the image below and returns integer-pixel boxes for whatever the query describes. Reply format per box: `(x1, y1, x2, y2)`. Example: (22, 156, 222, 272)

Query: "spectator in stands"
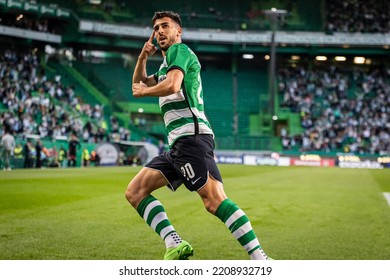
(119, 127, 131, 141)
(110, 116, 119, 133)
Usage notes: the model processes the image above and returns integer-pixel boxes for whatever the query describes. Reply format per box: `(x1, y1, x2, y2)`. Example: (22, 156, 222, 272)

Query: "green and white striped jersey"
(154, 43, 213, 147)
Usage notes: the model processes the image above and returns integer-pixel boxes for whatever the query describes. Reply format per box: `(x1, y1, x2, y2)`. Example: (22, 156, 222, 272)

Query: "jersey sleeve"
(166, 44, 192, 75)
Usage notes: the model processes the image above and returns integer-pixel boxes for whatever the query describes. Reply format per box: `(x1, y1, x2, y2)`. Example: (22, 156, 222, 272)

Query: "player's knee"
(125, 178, 151, 208)
(203, 199, 218, 215)
(125, 181, 139, 207)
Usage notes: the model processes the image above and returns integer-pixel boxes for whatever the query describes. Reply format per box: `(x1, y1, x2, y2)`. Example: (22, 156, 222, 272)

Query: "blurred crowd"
(0, 49, 131, 144)
(325, 0, 390, 33)
(278, 65, 390, 155)
(0, 48, 137, 169)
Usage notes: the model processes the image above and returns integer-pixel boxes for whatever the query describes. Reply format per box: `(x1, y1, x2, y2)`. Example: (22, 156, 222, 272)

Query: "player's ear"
(177, 26, 182, 36)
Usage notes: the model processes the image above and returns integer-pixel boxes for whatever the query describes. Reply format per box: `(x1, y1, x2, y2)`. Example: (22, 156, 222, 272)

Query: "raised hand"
(139, 31, 157, 59)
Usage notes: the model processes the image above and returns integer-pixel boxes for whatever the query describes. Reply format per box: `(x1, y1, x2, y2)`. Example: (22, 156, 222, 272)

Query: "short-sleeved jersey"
(154, 43, 213, 147)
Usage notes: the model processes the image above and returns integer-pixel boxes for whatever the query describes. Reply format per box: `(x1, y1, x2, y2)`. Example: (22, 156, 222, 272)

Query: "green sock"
(137, 195, 181, 248)
(215, 198, 266, 258)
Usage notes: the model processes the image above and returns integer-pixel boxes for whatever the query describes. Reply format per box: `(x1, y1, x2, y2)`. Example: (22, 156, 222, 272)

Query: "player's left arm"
(132, 68, 184, 98)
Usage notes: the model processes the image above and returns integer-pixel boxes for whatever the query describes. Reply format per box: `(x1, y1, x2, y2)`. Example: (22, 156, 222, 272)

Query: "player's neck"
(162, 40, 182, 57)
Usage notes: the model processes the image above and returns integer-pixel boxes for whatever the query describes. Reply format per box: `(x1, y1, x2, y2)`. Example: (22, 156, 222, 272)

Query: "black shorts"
(145, 134, 222, 192)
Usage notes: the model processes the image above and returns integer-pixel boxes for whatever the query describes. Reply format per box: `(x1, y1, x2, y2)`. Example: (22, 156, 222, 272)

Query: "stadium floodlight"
(242, 54, 254, 59)
(354, 57, 366, 64)
(263, 8, 288, 19)
(315, 56, 327, 61)
(335, 56, 347, 61)
(88, 0, 102, 4)
(263, 8, 288, 130)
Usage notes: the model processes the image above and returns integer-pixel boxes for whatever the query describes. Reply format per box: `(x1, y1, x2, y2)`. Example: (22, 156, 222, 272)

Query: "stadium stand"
(27, 0, 322, 31)
(0, 49, 105, 141)
(277, 64, 390, 155)
(325, 0, 390, 33)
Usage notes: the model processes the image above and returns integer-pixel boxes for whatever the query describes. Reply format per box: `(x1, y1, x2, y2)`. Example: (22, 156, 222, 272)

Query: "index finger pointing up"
(148, 31, 155, 43)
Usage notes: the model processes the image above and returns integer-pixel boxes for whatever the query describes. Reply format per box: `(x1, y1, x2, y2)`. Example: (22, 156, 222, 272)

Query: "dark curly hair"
(152, 11, 182, 27)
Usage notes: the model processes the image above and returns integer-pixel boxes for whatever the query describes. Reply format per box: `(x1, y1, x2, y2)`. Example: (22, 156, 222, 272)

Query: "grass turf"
(0, 165, 389, 260)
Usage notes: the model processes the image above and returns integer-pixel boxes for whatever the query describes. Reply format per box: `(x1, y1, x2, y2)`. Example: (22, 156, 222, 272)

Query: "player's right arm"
(132, 31, 158, 87)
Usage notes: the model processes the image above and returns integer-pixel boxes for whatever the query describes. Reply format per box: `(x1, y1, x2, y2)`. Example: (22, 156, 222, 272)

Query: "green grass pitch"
(0, 165, 389, 260)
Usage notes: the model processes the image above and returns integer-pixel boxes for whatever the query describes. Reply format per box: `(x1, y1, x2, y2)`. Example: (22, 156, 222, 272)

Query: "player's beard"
(159, 37, 176, 51)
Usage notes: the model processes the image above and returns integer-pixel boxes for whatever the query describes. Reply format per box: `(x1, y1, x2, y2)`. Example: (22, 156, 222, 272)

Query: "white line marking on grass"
(383, 193, 390, 207)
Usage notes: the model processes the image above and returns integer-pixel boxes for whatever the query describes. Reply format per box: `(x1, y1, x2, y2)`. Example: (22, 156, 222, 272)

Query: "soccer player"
(126, 11, 271, 260)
